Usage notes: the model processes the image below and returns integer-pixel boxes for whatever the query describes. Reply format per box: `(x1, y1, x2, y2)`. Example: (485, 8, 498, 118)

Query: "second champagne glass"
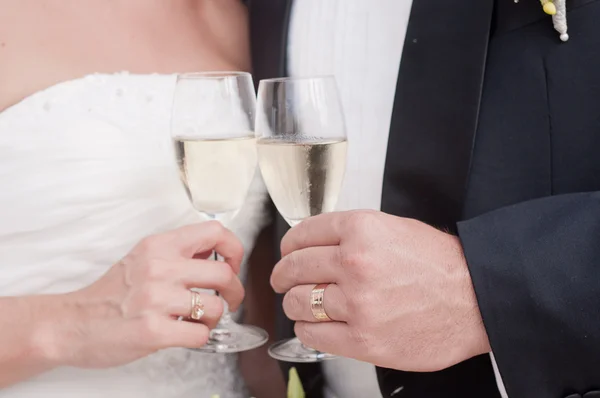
(255, 76, 348, 362)
(171, 72, 268, 353)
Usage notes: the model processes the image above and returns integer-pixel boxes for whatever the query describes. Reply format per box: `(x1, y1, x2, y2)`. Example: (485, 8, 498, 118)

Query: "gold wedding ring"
(310, 283, 332, 322)
(190, 291, 205, 321)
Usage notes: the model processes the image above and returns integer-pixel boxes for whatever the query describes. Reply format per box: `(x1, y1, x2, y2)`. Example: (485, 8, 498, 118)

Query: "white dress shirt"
(288, 1, 509, 397)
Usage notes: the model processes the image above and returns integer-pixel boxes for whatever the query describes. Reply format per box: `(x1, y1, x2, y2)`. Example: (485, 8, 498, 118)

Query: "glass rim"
(177, 71, 251, 80)
(259, 75, 335, 84)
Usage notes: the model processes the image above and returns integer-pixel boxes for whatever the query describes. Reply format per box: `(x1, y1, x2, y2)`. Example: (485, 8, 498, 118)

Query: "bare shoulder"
(0, 0, 250, 111)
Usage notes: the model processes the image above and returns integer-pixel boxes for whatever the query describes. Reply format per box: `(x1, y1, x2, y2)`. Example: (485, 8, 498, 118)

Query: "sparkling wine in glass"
(171, 71, 268, 353)
(255, 76, 348, 362)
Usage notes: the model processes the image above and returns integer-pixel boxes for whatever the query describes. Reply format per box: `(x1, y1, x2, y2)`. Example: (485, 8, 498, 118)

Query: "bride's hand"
(47, 221, 244, 369)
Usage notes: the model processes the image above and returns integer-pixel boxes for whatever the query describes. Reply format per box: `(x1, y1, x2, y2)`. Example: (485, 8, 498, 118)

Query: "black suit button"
(584, 392, 600, 398)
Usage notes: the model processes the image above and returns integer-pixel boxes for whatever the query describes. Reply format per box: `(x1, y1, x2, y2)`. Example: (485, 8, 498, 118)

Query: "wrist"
(464, 293, 492, 359)
(452, 238, 491, 360)
(24, 293, 78, 368)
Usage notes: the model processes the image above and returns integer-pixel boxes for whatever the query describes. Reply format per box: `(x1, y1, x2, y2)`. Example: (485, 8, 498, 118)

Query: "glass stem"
(213, 250, 232, 327)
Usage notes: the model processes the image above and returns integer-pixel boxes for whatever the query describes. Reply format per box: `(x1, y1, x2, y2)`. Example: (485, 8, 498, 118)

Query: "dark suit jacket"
(249, 0, 600, 397)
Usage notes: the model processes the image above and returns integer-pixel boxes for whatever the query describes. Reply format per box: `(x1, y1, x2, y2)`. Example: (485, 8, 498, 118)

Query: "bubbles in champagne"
(257, 138, 347, 226)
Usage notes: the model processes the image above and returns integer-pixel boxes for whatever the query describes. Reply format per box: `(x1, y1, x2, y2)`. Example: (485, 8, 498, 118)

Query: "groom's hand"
(271, 210, 491, 371)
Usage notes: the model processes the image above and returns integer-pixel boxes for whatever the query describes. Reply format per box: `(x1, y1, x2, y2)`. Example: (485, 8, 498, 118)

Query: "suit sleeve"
(457, 191, 600, 398)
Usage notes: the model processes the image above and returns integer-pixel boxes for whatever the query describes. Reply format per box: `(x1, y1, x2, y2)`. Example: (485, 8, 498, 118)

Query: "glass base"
(190, 323, 268, 354)
(268, 338, 336, 363)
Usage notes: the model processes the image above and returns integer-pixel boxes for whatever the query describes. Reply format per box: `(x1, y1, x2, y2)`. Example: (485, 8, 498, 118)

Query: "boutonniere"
(287, 367, 306, 398)
(539, 0, 569, 41)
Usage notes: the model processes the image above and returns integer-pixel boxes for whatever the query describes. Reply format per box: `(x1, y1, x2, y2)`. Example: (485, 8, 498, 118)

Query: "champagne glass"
(171, 72, 268, 353)
(255, 76, 348, 362)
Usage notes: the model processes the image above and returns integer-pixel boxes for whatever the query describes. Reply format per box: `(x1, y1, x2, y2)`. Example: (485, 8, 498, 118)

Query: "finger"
(282, 283, 347, 322)
(177, 259, 245, 312)
(160, 319, 211, 349)
(167, 290, 224, 330)
(281, 212, 346, 256)
(167, 222, 244, 273)
(294, 321, 353, 357)
(132, 316, 210, 350)
(193, 250, 213, 260)
(271, 246, 341, 293)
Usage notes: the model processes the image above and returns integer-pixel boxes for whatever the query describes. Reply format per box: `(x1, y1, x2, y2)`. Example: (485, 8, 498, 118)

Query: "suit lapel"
(379, 0, 495, 396)
(381, 0, 494, 232)
(250, 0, 495, 396)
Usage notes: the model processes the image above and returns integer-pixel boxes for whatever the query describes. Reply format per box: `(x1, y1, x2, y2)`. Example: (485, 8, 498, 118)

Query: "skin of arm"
(0, 293, 75, 387)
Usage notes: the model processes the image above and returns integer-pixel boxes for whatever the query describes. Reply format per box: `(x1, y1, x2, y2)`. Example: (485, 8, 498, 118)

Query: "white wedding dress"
(0, 73, 268, 398)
